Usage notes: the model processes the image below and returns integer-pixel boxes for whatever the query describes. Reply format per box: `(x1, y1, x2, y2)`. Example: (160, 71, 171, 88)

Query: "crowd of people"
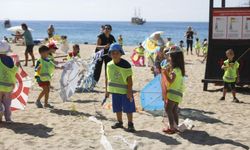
(0, 23, 241, 135)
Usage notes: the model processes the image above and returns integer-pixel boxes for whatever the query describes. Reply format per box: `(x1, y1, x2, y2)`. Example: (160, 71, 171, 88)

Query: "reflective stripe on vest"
(168, 89, 183, 97)
(108, 82, 127, 89)
(0, 81, 14, 87)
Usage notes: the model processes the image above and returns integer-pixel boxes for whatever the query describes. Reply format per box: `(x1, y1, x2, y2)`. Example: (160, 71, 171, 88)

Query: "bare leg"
(223, 88, 227, 98)
(127, 113, 133, 123)
(37, 88, 46, 101)
(24, 52, 28, 66)
(44, 86, 50, 106)
(29, 52, 36, 66)
(116, 112, 123, 122)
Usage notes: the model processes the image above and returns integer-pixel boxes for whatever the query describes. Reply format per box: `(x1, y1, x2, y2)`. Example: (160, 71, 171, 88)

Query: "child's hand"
(105, 91, 110, 98)
(127, 91, 133, 102)
(237, 78, 240, 84)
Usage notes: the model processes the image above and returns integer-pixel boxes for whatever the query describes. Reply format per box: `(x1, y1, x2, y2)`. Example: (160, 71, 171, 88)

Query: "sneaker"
(111, 122, 123, 129)
(44, 104, 54, 109)
(36, 100, 43, 108)
(6, 120, 13, 123)
(232, 97, 240, 103)
(219, 97, 225, 101)
(127, 122, 136, 133)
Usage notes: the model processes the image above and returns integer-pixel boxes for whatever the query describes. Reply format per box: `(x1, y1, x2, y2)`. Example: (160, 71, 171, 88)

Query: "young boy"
(220, 49, 240, 103)
(105, 43, 136, 132)
(118, 35, 123, 48)
(35, 45, 57, 108)
(66, 44, 81, 60)
(0, 41, 19, 122)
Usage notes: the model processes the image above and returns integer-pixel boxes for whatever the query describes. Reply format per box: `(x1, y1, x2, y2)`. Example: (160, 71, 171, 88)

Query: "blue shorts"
(112, 93, 136, 113)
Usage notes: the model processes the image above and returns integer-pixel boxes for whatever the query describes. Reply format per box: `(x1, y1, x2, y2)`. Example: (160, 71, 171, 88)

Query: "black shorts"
(224, 82, 236, 90)
(25, 45, 34, 53)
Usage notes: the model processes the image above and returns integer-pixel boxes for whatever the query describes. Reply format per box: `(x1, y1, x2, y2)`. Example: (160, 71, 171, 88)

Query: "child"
(66, 44, 81, 60)
(105, 43, 136, 132)
(194, 38, 201, 57)
(163, 46, 185, 134)
(35, 45, 57, 108)
(0, 41, 19, 122)
(201, 39, 208, 63)
(60, 36, 70, 54)
(166, 38, 174, 49)
(153, 48, 165, 76)
(131, 43, 145, 67)
(179, 40, 185, 51)
(118, 35, 123, 47)
(220, 49, 240, 103)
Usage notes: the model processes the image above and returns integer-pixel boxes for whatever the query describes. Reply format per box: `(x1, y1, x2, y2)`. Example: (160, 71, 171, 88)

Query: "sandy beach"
(0, 44, 249, 150)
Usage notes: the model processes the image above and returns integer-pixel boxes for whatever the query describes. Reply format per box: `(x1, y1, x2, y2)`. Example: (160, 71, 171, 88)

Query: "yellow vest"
(223, 60, 239, 83)
(135, 47, 145, 56)
(38, 58, 55, 82)
(166, 41, 174, 48)
(0, 60, 18, 92)
(167, 68, 184, 103)
(107, 60, 132, 94)
(195, 42, 201, 49)
(48, 54, 55, 62)
(67, 53, 81, 60)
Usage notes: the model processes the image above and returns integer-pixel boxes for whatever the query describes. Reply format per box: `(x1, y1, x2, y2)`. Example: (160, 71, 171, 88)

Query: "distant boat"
(4, 19, 11, 28)
(131, 8, 146, 25)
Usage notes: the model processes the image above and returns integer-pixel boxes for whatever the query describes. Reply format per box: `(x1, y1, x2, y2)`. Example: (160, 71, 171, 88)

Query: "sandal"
(44, 104, 54, 109)
(232, 97, 240, 103)
(163, 128, 176, 134)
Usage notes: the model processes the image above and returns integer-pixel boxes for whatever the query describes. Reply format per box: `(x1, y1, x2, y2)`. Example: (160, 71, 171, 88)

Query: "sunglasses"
(105, 28, 111, 30)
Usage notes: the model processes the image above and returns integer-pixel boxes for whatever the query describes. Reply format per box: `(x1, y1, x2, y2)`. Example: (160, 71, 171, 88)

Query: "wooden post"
(222, 0, 226, 7)
(203, 0, 214, 91)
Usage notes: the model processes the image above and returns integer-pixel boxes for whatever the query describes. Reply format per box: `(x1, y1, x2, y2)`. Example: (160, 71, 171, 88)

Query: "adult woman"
(47, 25, 55, 38)
(93, 24, 116, 83)
(185, 26, 196, 55)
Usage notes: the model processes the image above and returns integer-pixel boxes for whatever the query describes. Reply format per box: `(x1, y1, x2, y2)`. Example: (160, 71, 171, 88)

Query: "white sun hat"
(0, 41, 11, 54)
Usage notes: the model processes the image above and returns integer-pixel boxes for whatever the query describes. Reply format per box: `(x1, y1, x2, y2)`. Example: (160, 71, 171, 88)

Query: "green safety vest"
(48, 54, 55, 62)
(167, 68, 184, 104)
(202, 45, 208, 53)
(67, 53, 81, 60)
(0, 60, 18, 92)
(107, 60, 132, 94)
(223, 59, 239, 83)
(166, 41, 174, 48)
(195, 42, 201, 49)
(135, 47, 145, 56)
(39, 58, 55, 82)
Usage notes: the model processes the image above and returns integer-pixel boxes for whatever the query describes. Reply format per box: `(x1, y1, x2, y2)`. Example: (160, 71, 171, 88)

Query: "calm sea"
(0, 21, 208, 45)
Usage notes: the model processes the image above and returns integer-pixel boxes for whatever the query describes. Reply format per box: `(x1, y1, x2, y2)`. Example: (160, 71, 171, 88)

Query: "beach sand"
(0, 44, 249, 150)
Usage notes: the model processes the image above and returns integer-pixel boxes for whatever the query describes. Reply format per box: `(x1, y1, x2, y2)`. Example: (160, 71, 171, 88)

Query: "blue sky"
(0, 0, 247, 22)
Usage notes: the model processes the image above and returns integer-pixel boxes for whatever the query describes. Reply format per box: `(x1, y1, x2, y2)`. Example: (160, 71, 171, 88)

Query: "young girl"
(163, 46, 185, 134)
(194, 38, 201, 57)
(0, 41, 19, 122)
(66, 44, 81, 60)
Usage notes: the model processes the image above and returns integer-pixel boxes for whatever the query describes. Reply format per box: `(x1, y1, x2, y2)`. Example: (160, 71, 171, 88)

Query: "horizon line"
(0, 19, 209, 23)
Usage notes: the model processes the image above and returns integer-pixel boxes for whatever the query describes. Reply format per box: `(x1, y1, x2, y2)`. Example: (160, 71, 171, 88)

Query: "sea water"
(0, 21, 208, 45)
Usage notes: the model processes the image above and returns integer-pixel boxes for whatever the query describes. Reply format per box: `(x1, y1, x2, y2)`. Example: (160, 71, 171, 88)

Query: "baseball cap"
(48, 42, 58, 49)
(108, 43, 125, 55)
